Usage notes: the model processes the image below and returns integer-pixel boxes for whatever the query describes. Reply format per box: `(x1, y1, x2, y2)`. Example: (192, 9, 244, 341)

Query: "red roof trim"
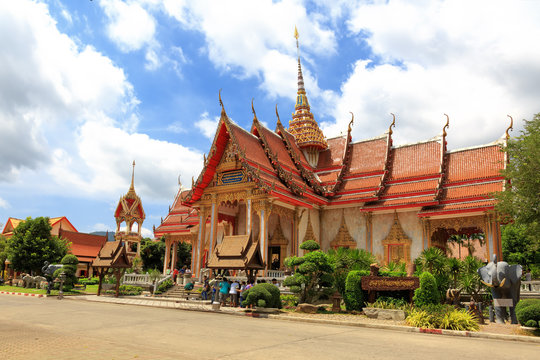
(439, 196, 492, 205)
(385, 174, 441, 185)
(315, 165, 343, 173)
(444, 177, 505, 188)
(418, 206, 493, 218)
(335, 187, 379, 196)
(380, 190, 436, 200)
(361, 201, 438, 212)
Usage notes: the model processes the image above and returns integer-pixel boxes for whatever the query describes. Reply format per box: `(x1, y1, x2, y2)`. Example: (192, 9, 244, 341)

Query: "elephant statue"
(478, 254, 522, 324)
(41, 261, 63, 280)
(33, 276, 47, 289)
(22, 274, 36, 288)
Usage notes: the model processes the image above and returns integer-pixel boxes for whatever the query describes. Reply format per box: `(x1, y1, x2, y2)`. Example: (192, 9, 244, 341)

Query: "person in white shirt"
(229, 280, 240, 307)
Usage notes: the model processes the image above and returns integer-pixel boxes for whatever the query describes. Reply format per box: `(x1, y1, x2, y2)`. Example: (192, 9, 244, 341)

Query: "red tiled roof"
(363, 195, 438, 210)
(444, 181, 503, 200)
(446, 145, 504, 183)
(348, 137, 388, 175)
(384, 179, 439, 196)
(317, 136, 346, 169)
(419, 199, 496, 216)
(389, 141, 441, 180)
(340, 176, 381, 191)
(318, 171, 340, 183)
(280, 128, 310, 168)
(59, 229, 107, 260)
(256, 124, 296, 171)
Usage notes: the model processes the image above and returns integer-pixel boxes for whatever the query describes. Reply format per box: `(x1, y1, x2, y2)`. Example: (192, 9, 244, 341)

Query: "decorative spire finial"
(389, 113, 396, 136)
(219, 89, 227, 117)
(275, 104, 282, 126)
(251, 98, 257, 120)
(506, 115, 513, 140)
(129, 160, 136, 192)
(443, 114, 450, 138)
(348, 112, 354, 134)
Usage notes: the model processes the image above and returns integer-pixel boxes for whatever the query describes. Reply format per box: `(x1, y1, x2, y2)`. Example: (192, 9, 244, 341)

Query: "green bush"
(379, 270, 407, 277)
(155, 279, 174, 294)
(300, 240, 320, 252)
(344, 270, 368, 311)
(368, 297, 408, 310)
(413, 272, 440, 307)
(79, 277, 99, 285)
(242, 283, 282, 308)
(280, 294, 299, 309)
(119, 285, 143, 295)
(515, 299, 540, 326)
(525, 320, 538, 328)
(406, 305, 479, 331)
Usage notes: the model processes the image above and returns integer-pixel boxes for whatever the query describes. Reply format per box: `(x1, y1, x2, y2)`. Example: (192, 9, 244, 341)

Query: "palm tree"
(446, 257, 463, 289)
(417, 247, 447, 275)
(464, 233, 485, 256)
(447, 234, 465, 259)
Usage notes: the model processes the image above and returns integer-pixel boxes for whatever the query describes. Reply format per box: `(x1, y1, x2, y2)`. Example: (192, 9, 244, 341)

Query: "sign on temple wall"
(216, 169, 247, 186)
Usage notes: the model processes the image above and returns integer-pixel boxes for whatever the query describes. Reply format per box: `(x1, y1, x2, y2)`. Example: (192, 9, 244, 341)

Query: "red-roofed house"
(155, 33, 509, 277)
(58, 229, 107, 277)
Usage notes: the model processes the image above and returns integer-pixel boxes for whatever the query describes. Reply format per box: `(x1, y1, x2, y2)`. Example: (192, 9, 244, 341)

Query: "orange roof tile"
(317, 136, 346, 169)
(446, 145, 504, 183)
(444, 181, 504, 200)
(389, 141, 441, 180)
(341, 176, 382, 191)
(348, 137, 388, 175)
(384, 179, 439, 196)
(59, 229, 107, 261)
(419, 200, 496, 216)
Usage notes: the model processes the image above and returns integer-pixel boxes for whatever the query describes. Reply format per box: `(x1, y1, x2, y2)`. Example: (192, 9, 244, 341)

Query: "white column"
(163, 239, 170, 275)
(246, 199, 252, 235)
(171, 242, 178, 270)
(259, 208, 266, 266)
(209, 202, 217, 252)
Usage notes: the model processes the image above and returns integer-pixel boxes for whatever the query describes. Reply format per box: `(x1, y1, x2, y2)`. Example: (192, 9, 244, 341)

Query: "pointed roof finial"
(348, 112, 354, 134)
(251, 98, 257, 121)
(129, 160, 136, 192)
(389, 113, 396, 136)
(506, 115, 513, 140)
(275, 104, 282, 126)
(219, 89, 227, 118)
(443, 114, 450, 138)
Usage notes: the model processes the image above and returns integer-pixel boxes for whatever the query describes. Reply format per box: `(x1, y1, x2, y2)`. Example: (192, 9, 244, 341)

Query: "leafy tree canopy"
(6, 217, 70, 273)
(496, 114, 540, 252)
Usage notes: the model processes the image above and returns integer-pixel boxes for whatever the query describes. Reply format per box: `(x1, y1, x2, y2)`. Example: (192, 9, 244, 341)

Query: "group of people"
(198, 275, 280, 307)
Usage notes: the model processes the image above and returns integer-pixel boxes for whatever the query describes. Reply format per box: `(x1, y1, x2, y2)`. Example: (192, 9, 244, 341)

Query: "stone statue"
(41, 261, 63, 279)
(478, 254, 522, 324)
(22, 274, 36, 288)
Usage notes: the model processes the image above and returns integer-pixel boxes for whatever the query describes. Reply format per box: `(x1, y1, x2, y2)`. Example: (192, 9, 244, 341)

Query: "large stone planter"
(363, 307, 405, 321)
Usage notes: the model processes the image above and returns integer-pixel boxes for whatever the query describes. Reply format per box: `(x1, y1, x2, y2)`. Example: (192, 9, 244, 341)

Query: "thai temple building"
(155, 30, 510, 277)
(114, 161, 146, 259)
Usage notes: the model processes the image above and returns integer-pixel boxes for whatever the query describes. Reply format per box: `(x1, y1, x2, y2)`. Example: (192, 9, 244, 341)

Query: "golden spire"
(442, 114, 449, 138)
(389, 113, 396, 136)
(126, 160, 137, 197)
(288, 26, 327, 164)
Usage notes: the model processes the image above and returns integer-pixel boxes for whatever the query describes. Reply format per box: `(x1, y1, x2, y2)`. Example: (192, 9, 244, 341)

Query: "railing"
(154, 274, 173, 294)
(521, 281, 540, 292)
(122, 273, 168, 286)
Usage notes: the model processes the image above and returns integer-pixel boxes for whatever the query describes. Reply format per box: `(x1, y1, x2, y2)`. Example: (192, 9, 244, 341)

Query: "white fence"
(521, 281, 540, 293)
(122, 273, 168, 286)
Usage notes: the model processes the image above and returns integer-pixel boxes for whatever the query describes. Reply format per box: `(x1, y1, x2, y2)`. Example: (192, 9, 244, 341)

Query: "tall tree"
(496, 113, 540, 267)
(6, 217, 70, 273)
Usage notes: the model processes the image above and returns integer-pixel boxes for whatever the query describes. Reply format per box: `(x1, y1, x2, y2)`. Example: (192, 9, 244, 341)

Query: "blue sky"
(1, 0, 539, 237)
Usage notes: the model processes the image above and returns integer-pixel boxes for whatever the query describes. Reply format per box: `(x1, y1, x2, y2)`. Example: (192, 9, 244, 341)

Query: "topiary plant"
(515, 299, 540, 326)
(300, 240, 320, 252)
(242, 283, 282, 309)
(525, 319, 538, 328)
(413, 271, 441, 307)
(53, 254, 79, 289)
(344, 270, 369, 311)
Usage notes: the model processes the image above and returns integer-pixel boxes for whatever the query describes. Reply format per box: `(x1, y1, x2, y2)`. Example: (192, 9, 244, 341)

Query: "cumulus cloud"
(100, 0, 156, 52)
(48, 119, 203, 202)
(323, 0, 540, 148)
(195, 111, 220, 140)
(0, 197, 9, 209)
(162, 0, 336, 101)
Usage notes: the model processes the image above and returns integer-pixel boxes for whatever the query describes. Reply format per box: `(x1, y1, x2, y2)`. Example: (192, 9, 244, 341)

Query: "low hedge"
(406, 305, 479, 331)
(104, 285, 143, 296)
(413, 272, 440, 307)
(515, 299, 540, 327)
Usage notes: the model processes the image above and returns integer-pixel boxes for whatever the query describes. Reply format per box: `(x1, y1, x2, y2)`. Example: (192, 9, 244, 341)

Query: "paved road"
(0, 295, 538, 360)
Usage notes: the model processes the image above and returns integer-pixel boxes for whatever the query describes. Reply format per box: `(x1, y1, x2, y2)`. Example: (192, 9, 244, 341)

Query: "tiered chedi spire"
(288, 27, 327, 167)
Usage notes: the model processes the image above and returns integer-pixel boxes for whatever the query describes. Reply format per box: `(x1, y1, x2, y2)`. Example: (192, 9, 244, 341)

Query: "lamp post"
(58, 272, 66, 300)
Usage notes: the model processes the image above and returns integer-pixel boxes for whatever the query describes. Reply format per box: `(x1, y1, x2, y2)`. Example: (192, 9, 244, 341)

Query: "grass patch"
(0, 284, 100, 296)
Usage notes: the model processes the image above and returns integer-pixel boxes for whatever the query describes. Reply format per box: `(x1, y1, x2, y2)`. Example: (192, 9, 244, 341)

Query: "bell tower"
(114, 161, 146, 258)
(288, 27, 327, 167)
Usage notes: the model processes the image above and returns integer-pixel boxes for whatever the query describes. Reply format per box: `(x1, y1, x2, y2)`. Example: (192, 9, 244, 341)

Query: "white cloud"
(0, 0, 136, 182)
(195, 111, 219, 140)
(162, 0, 336, 102)
(48, 119, 203, 202)
(0, 197, 9, 209)
(323, 0, 540, 148)
(100, 0, 156, 52)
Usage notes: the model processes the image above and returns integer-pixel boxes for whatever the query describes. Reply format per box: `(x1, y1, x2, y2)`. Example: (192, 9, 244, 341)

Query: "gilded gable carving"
(382, 212, 412, 264)
(330, 211, 356, 249)
(303, 211, 317, 244)
(270, 217, 288, 246)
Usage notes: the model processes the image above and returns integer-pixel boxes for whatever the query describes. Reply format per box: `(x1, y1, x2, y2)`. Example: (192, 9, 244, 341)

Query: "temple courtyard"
(1, 295, 537, 360)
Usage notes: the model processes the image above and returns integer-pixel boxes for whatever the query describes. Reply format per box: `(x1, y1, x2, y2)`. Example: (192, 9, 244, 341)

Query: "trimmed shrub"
(300, 240, 320, 252)
(119, 285, 143, 295)
(242, 283, 282, 309)
(515, 299, 540, 326)
(379, 270, 407, 277)
(344, 270, 367, 311)
(156, 279, 174, 294)
(413, 272, 440, 307)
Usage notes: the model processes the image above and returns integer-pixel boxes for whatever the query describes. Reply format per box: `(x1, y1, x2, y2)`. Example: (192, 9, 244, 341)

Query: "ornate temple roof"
(59, 228, 107, 263)
(114, 161, 145, 223)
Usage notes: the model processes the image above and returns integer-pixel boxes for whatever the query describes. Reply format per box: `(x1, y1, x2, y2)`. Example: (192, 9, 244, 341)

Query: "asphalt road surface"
(0, 295, 538, 360)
